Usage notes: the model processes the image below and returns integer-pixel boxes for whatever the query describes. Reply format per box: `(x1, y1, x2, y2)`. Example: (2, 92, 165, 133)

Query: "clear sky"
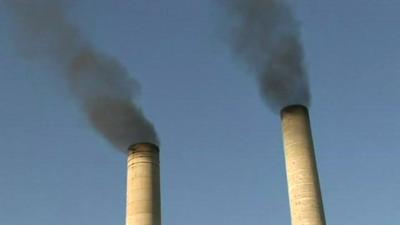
(0, 0, 399, 225)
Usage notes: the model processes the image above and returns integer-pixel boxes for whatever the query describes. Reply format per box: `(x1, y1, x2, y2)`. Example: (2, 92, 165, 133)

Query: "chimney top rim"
(128, 143, 159, 153)
(280, 104, 309, 117)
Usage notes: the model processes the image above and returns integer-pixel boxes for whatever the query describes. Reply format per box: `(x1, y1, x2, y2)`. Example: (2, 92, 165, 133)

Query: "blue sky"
(0, 0, 399, 224)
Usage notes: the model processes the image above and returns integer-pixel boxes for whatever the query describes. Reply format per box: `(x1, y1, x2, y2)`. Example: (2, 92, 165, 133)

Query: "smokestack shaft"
(126, 143, 161, 225)
(281, 105, 326, 225)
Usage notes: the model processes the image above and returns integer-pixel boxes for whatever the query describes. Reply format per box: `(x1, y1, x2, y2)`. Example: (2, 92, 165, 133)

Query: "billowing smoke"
(222, 0, 310, 112)
(4, 0, 159, 151)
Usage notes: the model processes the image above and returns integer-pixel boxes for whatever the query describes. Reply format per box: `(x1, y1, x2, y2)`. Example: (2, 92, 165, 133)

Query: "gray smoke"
(4, 0, 159, 151)
(223, 0, 310, 112)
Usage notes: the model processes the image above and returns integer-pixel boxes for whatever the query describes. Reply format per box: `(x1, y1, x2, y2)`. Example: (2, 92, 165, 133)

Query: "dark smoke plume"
(4, 0, 159, 151)
(222, 0, 310, 112)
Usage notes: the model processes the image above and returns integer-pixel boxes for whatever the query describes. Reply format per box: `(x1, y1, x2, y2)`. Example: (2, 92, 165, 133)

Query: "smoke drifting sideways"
(4, 0, 159, 151)
(222, 0, 311, 112)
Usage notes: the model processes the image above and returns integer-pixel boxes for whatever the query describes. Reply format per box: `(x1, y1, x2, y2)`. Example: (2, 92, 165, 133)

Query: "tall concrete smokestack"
(281, 105, 326, 225)
(126, 143, 161, 225)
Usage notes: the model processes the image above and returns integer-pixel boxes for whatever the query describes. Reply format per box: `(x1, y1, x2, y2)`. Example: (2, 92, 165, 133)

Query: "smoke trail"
(222, 0, 310, 112)
(4, 0, 159, 151)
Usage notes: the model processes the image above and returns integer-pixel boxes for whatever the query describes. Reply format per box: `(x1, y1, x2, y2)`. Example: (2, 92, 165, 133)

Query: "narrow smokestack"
(221, 1, 325, 223)
(126, 143, 161, 225)
(280, 105, 326, 225)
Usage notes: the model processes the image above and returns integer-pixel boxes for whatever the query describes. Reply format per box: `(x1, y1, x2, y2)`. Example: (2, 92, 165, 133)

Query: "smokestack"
(280, 105, 326, 225)
(221, 1, 326, 223)
(126, 143, 161, 225)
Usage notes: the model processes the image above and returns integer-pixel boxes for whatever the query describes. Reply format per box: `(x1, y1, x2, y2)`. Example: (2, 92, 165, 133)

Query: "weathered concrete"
(281, 105, 326, 225)
(126, 143, 161, 225)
